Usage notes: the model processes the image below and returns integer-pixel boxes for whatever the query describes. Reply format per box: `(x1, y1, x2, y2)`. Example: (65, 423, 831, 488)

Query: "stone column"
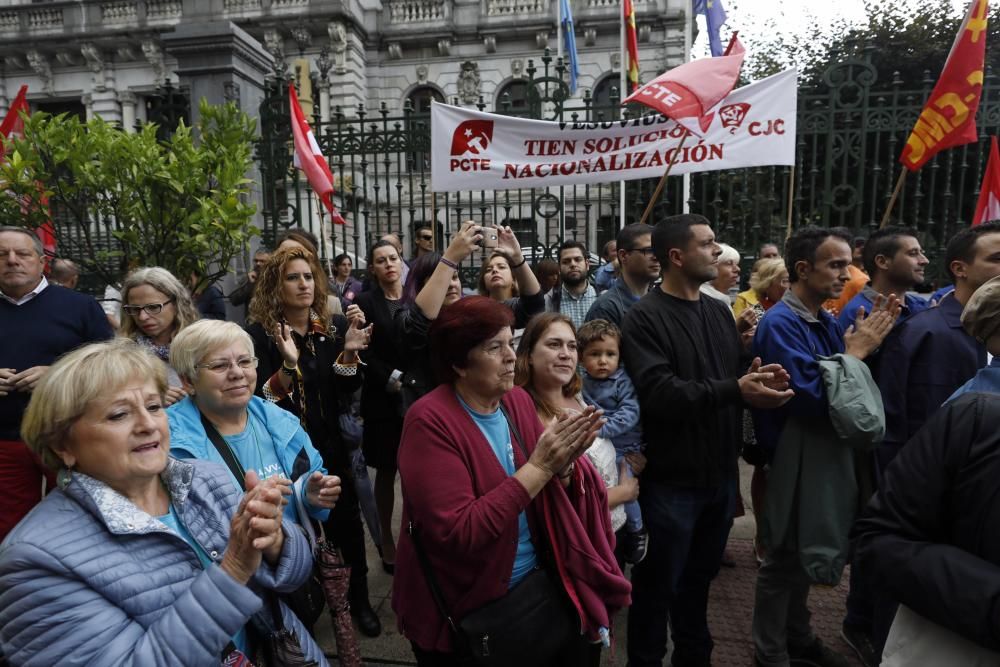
(161, 21, 274, 322)
(119, 91, 137, 133)
(82, 94, 94, 121)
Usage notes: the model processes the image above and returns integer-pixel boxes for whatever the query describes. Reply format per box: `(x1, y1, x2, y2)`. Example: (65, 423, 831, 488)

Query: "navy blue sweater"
(0, 285, 113, 440)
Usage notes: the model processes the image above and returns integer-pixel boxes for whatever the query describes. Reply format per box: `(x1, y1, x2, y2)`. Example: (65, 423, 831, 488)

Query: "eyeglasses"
(625, 246, 656, 257)
(195, 356, 259, 373)
(123, 300, 175, 316)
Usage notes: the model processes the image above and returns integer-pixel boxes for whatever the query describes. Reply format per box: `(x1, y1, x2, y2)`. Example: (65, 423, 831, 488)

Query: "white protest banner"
(431, 68, 797, 192)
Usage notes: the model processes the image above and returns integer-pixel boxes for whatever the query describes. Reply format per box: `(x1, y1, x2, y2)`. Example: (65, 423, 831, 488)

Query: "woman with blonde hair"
(0, 338, 322, 665)
(734, 257, 790, 319)
(246, 244, 382, 637)
(120, 266, 201, 405)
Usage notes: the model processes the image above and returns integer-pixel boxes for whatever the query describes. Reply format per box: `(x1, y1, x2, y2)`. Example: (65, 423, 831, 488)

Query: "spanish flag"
(624, 0, 640, 93)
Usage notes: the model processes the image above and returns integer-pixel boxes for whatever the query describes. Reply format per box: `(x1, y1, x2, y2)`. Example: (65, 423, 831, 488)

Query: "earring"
(57, 466, 74, 489)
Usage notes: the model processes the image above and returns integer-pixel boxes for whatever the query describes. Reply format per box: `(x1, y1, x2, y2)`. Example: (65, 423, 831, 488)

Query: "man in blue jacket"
(876, 220, 1000, 473)
(751, 227, 897, 667)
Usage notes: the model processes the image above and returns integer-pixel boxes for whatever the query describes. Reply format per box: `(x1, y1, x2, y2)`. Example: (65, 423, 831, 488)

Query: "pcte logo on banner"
(450, 119, 494, 172)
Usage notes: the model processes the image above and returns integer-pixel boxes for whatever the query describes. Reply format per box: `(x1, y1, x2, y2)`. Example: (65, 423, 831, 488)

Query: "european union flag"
(693, 0, 728, 57)
(560, 0, 580, 94)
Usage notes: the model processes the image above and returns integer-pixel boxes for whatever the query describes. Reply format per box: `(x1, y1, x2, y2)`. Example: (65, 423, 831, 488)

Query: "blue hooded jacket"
(581, 367, 643, 451)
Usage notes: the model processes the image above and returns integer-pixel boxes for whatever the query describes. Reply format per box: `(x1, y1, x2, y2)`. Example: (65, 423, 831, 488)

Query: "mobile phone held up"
(479, 226, 499, 249)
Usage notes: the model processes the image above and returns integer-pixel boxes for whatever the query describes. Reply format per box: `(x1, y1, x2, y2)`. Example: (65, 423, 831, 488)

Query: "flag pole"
(879, 169, 907, 229)
(785, 165, 795, 240)
(618, 1, 627, 230)
(557, 0, 564, 63)
(681, 3, 693, 215)
(431, 191, 437, 252)
(638, 131, 690, 226)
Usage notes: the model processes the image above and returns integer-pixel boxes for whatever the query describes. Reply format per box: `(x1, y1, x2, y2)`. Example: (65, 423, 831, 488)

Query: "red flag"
(624, 0, 640, 93)
(973, 136, 1000, 225)
(289, 84, 345, 225)
(0, 85, 55, 256)
(622, 32, 744, 127)
(0, 85, 28, 160)
(901, 0, 989, 171)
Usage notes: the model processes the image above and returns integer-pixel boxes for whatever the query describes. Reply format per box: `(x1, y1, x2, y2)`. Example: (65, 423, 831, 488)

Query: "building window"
(405, 86, 443, 171)
(591, 75, 621, 121)
(495, 80, 530, 116)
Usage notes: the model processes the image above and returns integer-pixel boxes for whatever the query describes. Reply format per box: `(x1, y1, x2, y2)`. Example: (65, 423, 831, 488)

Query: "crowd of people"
(2, 215, 1000, 666)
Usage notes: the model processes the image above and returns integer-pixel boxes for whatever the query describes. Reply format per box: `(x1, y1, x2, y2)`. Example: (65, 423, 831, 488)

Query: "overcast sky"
(691, 0, 970, 61)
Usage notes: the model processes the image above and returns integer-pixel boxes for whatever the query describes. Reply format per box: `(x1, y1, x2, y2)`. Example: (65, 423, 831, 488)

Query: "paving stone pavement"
(313, 463, 864, 667)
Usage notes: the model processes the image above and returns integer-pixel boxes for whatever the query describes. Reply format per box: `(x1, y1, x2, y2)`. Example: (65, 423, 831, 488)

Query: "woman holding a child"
(393, 297, 630, 666)
(514, 313, 648, 566)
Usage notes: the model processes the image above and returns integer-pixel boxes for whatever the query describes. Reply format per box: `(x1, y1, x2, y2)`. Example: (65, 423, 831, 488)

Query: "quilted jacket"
(0, 457, 328, 667)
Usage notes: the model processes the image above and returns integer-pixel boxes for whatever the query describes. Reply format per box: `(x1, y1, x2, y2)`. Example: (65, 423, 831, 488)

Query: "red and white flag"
(973, 136, 1000, 225)
(289, 84, 344, 225)
(0, 85, 56, 256)
(623, 32, 744, 134)
(0, 85, 28, 160)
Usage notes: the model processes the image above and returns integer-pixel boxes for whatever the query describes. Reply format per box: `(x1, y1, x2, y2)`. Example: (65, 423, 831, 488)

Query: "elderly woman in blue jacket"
(166, 320, 342, 525)
(0, 338, 326, 666)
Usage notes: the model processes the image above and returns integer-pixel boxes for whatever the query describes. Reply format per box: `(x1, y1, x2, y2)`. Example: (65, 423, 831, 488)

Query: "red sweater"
(392, 385, 629, 652)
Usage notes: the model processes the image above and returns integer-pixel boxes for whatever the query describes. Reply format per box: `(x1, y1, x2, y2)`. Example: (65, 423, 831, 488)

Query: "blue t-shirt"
(158, 504, 249, 654)
(457, 394, 537, 587)
(222, 413, 300, 523)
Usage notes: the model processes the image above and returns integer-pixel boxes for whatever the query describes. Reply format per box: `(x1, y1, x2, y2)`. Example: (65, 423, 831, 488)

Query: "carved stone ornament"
(81, 43, 107, 92)
(437, 39, 451, 57)
(511, 58, 524, 78)
(388, 43, 403, 60)
(484, 35, 497, 54)
(142, 39, 168, 85)
(327, 21, 348, 73)
(56, 51, 80, 67)
(457, 61, 481, 105)
(584, 27, 597, 46)
(535, 31, 548, 49)
(610, 51, 620, 69)
(263, 29, 286, 70)
(291, 24, 311, 55)
(224, 81, 241, 103)
(26, 50, 53, 94)
(639, 24, 651, 42)
(416, 64, 428, 84)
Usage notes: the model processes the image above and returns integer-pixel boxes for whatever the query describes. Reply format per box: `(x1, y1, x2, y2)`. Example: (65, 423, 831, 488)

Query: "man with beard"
(750, 228, 898, 667)
(622, 214, 795, 667)
(545, 239, 597, 329)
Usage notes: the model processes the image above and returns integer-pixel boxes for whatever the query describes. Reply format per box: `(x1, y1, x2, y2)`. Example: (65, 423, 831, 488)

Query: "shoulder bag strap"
(199, 411, 248, 491)
(407, 519, 460, 635)
(498, 402, 529, 463)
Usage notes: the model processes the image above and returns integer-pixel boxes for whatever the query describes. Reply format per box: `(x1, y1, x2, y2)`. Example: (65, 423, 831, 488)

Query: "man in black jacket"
(622, 214, 794, 667)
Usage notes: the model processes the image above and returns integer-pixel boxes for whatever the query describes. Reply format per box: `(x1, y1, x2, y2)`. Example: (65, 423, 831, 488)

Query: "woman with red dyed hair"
(392, 296, 631, 666)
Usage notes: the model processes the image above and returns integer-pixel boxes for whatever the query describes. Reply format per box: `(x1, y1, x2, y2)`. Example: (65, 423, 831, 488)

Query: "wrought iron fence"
(256, 49, 1000, 285)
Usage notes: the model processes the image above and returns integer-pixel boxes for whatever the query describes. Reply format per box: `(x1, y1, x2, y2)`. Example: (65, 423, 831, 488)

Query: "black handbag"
(199, 412, 327, 629)
(252, 595, 320, 667)
(407, 404, 577, 666)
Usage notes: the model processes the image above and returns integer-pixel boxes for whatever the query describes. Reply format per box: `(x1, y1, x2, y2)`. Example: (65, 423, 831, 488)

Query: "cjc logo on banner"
(431, 68, 798, 192)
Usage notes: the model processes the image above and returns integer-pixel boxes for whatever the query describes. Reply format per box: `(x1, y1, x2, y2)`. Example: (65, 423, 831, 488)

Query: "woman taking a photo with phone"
(476, 226, 545, 330)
